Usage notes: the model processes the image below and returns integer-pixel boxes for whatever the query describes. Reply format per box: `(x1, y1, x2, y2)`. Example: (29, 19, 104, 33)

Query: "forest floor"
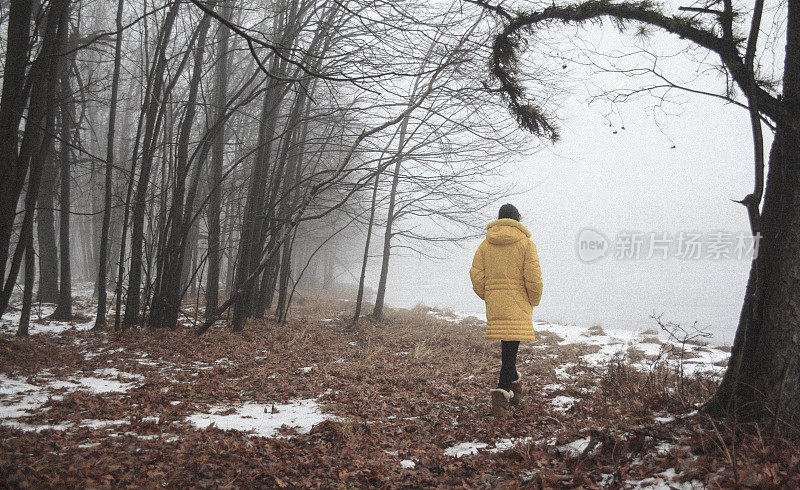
(1, 288, 798, 488)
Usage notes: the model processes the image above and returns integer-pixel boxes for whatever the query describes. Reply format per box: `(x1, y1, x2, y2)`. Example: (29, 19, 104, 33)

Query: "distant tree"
(94, 0, 126, 330)
(204, 0, 234, 319)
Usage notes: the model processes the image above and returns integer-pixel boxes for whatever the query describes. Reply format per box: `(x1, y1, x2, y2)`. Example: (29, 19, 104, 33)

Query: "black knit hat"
(498, 203, 520, 221)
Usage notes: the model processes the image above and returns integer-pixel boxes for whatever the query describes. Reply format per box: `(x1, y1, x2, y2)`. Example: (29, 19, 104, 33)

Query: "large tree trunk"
(0, 0, 34, 287)
(705, 0, 800, 432)
(229, 66, 286, 331)
(706, 131, 800, 431)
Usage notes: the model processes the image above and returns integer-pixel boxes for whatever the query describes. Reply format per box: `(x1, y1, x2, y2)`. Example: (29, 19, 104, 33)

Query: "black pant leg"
(498, 340, 520, 391)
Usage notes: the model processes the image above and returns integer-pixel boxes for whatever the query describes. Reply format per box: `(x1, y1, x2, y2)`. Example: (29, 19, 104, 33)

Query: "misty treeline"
(0, 0, 531, 335)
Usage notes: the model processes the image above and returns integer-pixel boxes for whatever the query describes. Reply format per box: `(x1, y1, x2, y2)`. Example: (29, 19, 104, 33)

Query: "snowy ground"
(433, 306, 730, 378)
(1, 291, 743, 487)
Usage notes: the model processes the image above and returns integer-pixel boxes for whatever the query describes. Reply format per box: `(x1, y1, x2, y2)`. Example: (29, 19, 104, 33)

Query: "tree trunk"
(323, 251, 334, 290)
(229, 66, 286, 331)
(372, 118, 410, 321)
(52, 47, 76, 321)
(36, 148, 60, 304)
(0, 0, 71, 316)
(353, 169, 380, 324)
(149, 13, 211, 329)
(706, 131, 800, 431)
(275, 234, 293, 322)
(17, 227, 35, 337)
(0, 0, 34, 287)
(705, 0, 800, 432)
(275, 94, 311, 323)
(205, 1, 232, 318)
(94, 0, 125, 330)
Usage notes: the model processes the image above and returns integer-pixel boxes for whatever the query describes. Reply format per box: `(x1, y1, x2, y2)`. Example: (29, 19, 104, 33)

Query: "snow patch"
(186, 399, 336, 438)
(0, 308, 95, 335)
(443, 441, 488, 458)
(551, 395, 578, 412)
(0, 369, 144, 430)
(558, 437, 590, 457)
(491, 437, 534, 453)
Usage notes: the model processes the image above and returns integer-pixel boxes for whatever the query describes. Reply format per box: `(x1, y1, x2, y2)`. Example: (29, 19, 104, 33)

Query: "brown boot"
(510, 376, 524, 405)
(490, 388, 513, 417)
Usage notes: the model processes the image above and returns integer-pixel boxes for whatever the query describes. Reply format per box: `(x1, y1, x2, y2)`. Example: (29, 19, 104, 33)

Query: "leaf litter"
(1, 290, 798, 488)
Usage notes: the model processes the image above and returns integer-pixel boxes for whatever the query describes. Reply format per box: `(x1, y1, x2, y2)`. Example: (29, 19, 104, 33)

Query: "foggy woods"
(0, 0, 523, 332)
(1, 0, 799, 487)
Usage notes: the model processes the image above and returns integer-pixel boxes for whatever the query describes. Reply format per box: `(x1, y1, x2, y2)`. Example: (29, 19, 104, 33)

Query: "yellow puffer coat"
(469, 218, 543, 341)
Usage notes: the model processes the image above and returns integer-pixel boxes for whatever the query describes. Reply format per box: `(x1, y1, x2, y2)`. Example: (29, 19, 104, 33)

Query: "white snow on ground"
(0, 368, 145, 430)
(2, 420, 74, 432)
(554, 363, 578, 379)
(533, 322, 730, 375)
(551, 395, 578, 412)
(427, 309, 730, 377)
(625, 468, 705, 489)
(558, 437, 591, 457)
(47, 368, 144, 394)
(0, 305, 95, 335)
(443, 437, 534, 458)
(444, 441, 489, 457)
(0, 377, 52, 419)
(186, 399, 337, 438)
(491, 437, 534, 452)
(400, 459, 416, 469)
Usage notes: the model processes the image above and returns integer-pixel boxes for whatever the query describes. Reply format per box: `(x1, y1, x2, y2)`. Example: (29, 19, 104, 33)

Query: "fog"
(384, 82, 760, 345)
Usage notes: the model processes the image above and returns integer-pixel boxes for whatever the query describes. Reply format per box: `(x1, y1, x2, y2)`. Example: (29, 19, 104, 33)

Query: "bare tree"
(52, 33, 79, 321)
(204, 0, 234, 318)
(94, 0, 126, 330)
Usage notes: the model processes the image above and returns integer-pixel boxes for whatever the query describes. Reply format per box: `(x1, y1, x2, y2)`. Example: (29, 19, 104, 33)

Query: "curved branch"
(485, 0, 786, 137)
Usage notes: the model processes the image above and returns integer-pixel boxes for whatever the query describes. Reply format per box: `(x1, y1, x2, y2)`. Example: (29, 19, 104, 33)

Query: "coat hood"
(486, 218, 531, 245)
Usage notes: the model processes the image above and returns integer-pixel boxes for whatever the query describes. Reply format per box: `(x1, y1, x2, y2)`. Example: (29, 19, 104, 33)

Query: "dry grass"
(639, 335, 665, 345)
(585, 324, 606, 336)
(625, 346, 647, 363)
(534, 329, 564, 345)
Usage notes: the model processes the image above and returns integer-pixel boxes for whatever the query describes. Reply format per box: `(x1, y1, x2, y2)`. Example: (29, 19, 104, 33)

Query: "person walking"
(469, 204, 543, 416)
